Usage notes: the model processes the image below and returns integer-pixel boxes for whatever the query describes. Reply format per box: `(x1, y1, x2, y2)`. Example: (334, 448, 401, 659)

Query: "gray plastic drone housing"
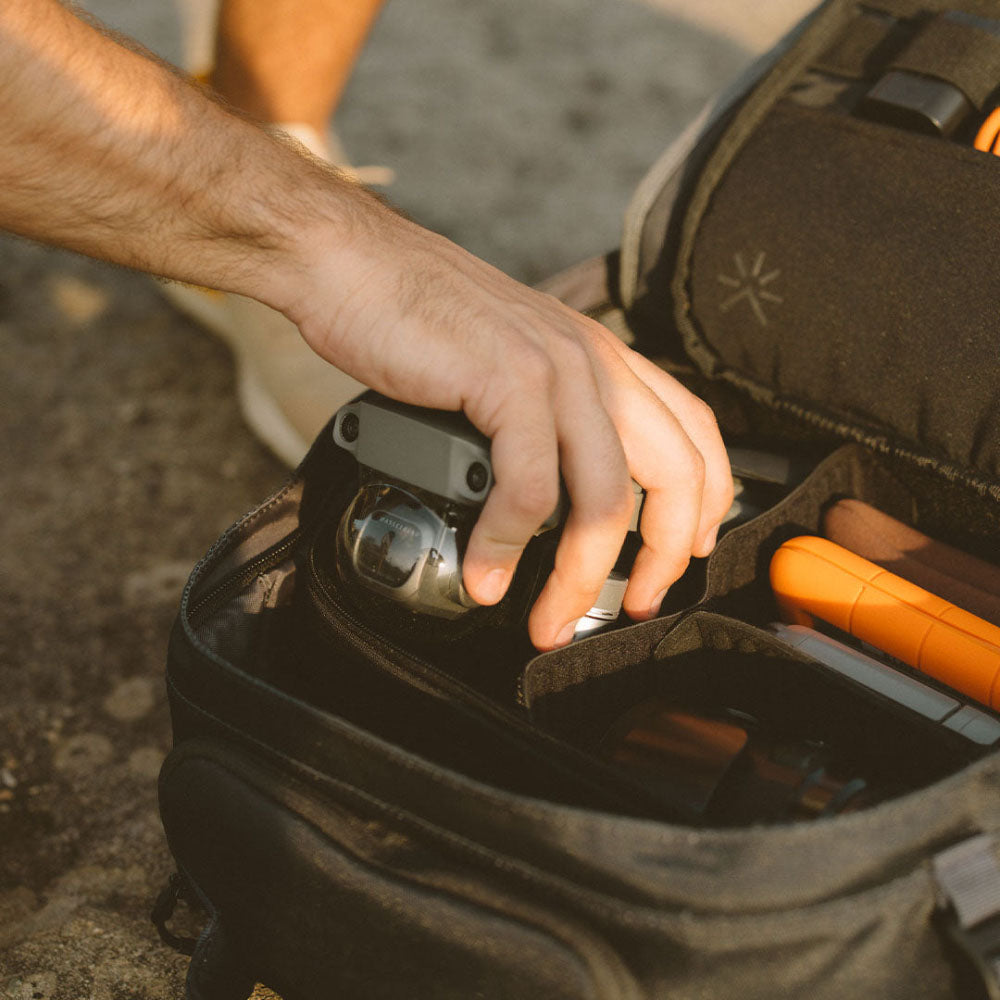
(333, 391, 645, 528)
(333, 393, 494, 507)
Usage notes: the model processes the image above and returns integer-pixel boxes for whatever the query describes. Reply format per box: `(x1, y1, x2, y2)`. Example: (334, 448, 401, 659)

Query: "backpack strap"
(152, 868, 257, 1000)
(151, 871, 198, 957)
(933, 834, 1000, 1000)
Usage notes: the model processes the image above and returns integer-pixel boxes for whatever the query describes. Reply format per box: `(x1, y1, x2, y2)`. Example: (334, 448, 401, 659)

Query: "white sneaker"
(281, 122, 395, 187)
(162, 280, 367, 467)
(161, 121, 390, 467)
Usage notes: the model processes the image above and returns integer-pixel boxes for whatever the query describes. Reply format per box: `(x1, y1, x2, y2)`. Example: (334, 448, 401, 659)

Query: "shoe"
(163, 280, 367, 467)
(161, 121, 390, 467)
(281, 122, 395, 187)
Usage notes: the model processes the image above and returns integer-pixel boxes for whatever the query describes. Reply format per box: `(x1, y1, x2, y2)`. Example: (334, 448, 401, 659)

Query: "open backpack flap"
(623, 0, 1000, 489)
(158, 2, 1000, 998)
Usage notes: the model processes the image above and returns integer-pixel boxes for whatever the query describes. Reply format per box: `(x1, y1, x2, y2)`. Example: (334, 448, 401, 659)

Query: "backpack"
(156, 2, 1000, 996)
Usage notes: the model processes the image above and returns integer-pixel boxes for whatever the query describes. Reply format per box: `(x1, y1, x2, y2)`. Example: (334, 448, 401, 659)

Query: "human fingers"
(597, 333, 732, 556)
(596, 374, 708, 619)
(460, 374, 561, 609)
(525, 353, 636, 650)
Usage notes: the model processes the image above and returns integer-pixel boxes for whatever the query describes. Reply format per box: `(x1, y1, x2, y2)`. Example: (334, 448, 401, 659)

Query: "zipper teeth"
(187, 533, 301, 624)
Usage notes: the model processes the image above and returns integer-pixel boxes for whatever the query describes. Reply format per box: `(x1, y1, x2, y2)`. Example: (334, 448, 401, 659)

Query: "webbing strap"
(890, 12, 1000, 108)
(933, 834, 1000, 1000)
(151, 871, 199, 957)
(813, 10, 901, 80)
(812, 6, 1000, 108)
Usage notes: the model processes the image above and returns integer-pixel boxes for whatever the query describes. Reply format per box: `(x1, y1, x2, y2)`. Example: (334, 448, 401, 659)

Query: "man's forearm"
(0, 0, 735, 651)
(0, 0, 360, 308)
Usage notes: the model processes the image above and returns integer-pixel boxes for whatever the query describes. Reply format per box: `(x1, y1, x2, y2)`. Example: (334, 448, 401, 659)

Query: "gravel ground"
(0, 1, 813, 997)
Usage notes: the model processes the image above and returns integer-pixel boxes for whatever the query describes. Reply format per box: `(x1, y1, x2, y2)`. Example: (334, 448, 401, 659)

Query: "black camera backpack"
(157, 1, 1000, 996)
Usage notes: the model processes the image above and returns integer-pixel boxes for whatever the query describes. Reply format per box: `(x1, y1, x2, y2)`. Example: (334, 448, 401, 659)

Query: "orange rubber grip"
(770, 536, 1000, 710)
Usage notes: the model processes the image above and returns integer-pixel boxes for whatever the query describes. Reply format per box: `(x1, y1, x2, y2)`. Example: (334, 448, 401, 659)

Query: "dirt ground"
(0, 1, 813, 997)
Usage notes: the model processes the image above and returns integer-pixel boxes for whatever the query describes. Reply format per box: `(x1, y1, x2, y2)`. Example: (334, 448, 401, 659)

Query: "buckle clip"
(933, 834, 1000, 1000)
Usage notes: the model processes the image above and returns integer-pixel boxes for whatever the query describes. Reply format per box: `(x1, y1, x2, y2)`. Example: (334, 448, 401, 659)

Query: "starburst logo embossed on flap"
(717, 251, 783, 327)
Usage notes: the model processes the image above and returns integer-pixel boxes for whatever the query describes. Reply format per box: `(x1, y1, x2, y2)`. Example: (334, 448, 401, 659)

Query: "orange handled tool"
(770, 536, 1000, 710)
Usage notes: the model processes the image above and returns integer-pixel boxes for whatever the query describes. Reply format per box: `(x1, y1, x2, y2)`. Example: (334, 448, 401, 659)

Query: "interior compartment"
(520, 443, 1000, 824)
(180, 471, 681, 819)
(523, 609, 995, 827)
(695, 444, 1000, 625)
(179, 399, 1000, 832)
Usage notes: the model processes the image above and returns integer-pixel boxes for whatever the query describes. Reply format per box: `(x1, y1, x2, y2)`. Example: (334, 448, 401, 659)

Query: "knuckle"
(688, 396, 721, 437)
(576, 476, 633, 528)
(609, 481, 639, 525)
(713, 467, 736, 517)
(674, 443, 705, 493)
(505, 472, 560, 524)
(551, 336, 596, 394)
(550, 559, 604, 608)
(656, 548, 692, 585)
(555, 336, 593, 376)
(514, 344, 557, 393)
(533, 290, 566, 312)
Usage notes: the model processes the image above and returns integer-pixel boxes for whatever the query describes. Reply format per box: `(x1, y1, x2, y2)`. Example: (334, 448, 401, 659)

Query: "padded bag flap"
(683, 101, 1000, 485)
(626, 0, 1000, 490)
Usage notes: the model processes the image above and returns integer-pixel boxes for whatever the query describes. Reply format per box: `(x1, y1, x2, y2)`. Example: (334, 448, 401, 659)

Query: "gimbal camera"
(331, 392, 644, 636)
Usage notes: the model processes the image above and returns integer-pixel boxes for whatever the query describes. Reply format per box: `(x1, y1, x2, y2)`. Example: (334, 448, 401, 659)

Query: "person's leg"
(210, 0, 384, 134)
(162, 0, 387, 467)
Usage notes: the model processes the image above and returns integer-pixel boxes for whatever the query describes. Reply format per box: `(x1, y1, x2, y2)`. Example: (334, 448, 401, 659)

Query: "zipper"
(187, 532, 301, 627)
(304, 557, 533, 728)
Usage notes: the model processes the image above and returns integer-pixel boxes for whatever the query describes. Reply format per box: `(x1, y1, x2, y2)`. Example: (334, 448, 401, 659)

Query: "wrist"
(226, 138, 393, 317)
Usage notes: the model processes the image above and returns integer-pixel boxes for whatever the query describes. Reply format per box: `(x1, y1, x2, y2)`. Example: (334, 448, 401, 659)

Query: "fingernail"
(649, 588, 669, 618)
(478, 568, 511, 605)
(554, 621, 579, 648)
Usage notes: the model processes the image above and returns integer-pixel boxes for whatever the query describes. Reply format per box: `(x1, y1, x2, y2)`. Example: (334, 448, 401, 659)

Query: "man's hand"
(0, 0, 732, 650)
(274, 201, 733, 649)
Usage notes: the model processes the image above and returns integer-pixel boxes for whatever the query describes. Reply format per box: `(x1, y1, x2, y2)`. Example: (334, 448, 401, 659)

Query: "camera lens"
(336, 483, 478, 619)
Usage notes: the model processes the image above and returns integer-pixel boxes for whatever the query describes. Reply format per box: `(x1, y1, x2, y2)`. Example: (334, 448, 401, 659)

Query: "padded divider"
(522, 445, 913, 724)
(523, 610, 980, 825)
(702, 445, 913, 623)
(523, 443, 1000, 820)
(704, 444, 1000, 628)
